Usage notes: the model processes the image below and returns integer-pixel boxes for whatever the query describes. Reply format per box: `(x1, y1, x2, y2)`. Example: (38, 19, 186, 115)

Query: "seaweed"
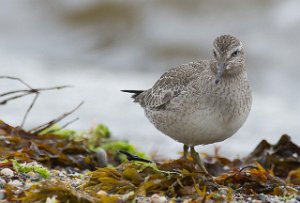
(244, 134, 300, 178)
(12, 160, 51, 179)
(0, 120, 98, 170)
(0, 120, 299, 202)
(16, 180, 95, 203)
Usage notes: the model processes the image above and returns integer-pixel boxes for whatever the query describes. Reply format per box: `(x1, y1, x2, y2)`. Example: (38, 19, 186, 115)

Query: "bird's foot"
(183, 144, 189, 159)
(190, 146, 209, 174)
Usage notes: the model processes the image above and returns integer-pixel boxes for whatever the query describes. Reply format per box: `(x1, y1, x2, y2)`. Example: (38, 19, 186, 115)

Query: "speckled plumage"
(122, 35, 252, 173)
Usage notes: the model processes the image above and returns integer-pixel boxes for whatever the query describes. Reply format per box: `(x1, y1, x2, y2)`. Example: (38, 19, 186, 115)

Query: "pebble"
(257, 193, 268, 202)
(0, 189, 5, 200)
(0, 168, 14, 178)
(8, 180, 23, 187)
(95, 148, 107, 167)
(27, 171, 41, 181)
(46, 196, 58, 203)
(57, 171, 67, 179)
(286, 198, 300, 203)
(70, 178, 82, 187)
(150, 194, 167, 203)
(134, 197, 150, 203)
(0, 177, 6, 188)
(97, 190, 108, 196)
(121, 191, 135, 201)
(218, 187, 229, 196)
(51, 170, 60, 176)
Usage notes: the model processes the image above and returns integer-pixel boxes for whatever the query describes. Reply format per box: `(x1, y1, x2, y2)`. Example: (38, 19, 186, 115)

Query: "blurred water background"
(1, 0, 300, 158)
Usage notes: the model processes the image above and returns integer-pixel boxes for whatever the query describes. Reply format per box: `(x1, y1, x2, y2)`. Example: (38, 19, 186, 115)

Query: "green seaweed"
(38, 123, 112, 151)
(91, 124, 110, 139)
(88, 124, 111, 150)
(12, 160, 51, 179)
(38, 125, 76, 138)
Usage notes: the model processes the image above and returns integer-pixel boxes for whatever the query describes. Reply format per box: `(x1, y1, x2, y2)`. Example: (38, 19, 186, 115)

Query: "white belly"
(146, 107, 249, 146)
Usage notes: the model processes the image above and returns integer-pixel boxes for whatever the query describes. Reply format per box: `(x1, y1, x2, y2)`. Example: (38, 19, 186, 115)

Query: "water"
(1, 0, 300, 158)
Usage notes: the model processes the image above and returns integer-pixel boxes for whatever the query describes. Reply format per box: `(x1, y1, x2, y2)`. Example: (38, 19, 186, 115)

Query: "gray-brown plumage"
(122, 35, 252, 174)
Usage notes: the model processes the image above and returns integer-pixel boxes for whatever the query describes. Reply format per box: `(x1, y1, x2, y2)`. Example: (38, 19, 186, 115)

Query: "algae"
(12, 160, 51, 179)
(0, 120, 299, 203)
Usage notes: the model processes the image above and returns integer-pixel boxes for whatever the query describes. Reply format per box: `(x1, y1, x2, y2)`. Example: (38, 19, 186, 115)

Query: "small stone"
(51, 170, 60, 176)
(150, 194, 167, 203)
(0, 177, 6, 188)
(8, 180, 23, 187)
(0, 189, 5, 200)
(97, 190, 107, 196)
(218, 187, 228, 195)
(134, 196, 150, 203)
(121, 191, 135, 201)
(257, 194, 268, 202)
(70, 178, 82, 187)
(95, 148, 107, 167)
(46, 196, 58, 203)
(27, 171, 41, 181)
(0, 168, 14, 178)
(57, 171, 67, 179)
(286, 199, 299, 203)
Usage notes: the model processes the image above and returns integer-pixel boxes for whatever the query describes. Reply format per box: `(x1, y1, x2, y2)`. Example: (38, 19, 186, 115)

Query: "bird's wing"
(134, 62, 207, 109)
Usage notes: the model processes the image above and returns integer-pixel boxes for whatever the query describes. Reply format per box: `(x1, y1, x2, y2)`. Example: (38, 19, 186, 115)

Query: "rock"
(70, 178, 82, 187)
(256, 193, 268, 202)
(8, 180, 23, 187)
(121, 191, 135, 201)
(51, 170, 60, 176)
(27, 171, 41, 181)
(0, 168, 14, 178)
(97, 190, 107, 196)
(95, 148, 107, 167)
(0, 189, 5, 200)
(0, 177, 6, 188)
(46, 196, 58, 203)
(150, 194, 167, 203)
(57, 171, 67, 179)
(134, 197, 150, 203)
(286, 198, 299, 203)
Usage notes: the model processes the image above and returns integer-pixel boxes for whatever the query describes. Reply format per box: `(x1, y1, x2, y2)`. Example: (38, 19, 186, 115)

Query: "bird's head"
(212, 35, 245, 84)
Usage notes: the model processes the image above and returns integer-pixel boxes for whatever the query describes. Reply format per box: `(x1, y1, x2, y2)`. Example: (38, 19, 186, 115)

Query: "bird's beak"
(215, 62, 225, 84)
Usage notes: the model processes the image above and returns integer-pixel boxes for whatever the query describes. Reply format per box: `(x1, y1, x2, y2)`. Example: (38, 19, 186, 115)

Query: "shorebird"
(122, 35, 252, 174)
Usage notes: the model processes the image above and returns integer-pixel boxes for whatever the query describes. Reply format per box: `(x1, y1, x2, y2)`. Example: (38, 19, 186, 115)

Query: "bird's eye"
(231, 50, 239, 57)
(213, 50, 217, 57)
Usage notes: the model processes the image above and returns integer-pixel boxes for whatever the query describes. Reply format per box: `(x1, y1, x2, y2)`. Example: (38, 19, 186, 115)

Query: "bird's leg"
(183, 144, 189, 159)
(190, 146, 209, 175)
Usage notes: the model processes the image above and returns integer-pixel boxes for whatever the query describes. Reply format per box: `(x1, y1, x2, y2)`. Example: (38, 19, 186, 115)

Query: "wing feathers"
(135, 62, 206, 109)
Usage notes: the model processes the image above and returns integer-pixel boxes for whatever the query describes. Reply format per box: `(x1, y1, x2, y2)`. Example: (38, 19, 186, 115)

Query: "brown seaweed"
(0, 121, 98, 170)
(0, 120, 299, 202)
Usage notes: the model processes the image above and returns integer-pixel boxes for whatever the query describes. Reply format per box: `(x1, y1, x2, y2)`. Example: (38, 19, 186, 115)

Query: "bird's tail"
(121, 90, 144, 99)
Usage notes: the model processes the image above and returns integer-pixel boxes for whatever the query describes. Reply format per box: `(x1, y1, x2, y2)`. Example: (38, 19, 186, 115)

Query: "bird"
(122, 35, 252, 175)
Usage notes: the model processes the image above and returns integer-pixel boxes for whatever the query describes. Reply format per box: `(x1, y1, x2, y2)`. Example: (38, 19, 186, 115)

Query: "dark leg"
(190, 146, 209, 175)
(183, 144, 189, 159)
